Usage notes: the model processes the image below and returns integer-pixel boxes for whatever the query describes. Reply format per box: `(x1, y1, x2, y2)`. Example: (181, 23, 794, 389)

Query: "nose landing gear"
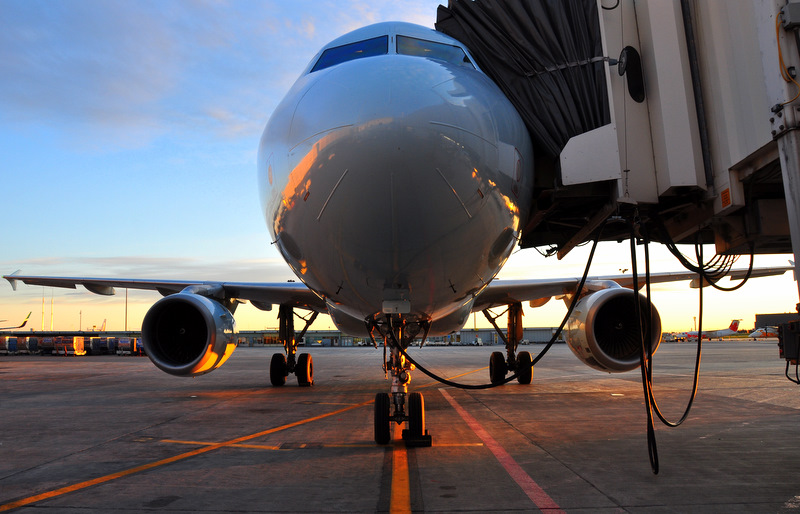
(369, 316, 432, 447)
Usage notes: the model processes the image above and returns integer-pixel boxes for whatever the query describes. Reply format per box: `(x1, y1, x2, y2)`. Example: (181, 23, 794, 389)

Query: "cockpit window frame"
(310, 35, 389, 73)
(396, 35, 475, 69)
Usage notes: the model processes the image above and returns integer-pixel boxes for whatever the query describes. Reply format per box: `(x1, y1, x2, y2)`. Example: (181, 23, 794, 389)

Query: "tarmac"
(1, 340, 799, 513)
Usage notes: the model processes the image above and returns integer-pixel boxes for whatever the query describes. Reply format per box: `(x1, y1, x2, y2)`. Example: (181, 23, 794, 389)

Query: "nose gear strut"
(367, 315, 432, 447)
(269, 305, 318, 387)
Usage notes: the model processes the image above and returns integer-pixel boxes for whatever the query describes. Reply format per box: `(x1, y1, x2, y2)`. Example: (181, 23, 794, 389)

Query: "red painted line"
(439, 389, 564, 513)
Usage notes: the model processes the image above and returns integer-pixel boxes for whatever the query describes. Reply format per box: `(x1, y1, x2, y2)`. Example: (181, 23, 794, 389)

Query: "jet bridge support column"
(768, 5, 800, 306)
(776, 127, 800, 305)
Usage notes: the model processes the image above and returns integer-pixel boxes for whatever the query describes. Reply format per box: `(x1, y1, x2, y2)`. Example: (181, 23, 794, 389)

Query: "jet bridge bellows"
(436, 0, 611, 162)
(436, 0, 800, 289)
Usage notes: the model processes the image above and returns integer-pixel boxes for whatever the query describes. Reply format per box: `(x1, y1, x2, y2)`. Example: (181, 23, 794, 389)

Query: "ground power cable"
(631, 221, 707, 474)
(653, 217, 756, 292)
(397, 223, 606, 390)
(642, 227, 702, 428)
(785, 359, 800, 384)
(630, 221, 660, 474)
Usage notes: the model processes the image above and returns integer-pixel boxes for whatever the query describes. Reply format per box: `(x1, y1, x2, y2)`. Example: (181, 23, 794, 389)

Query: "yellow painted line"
(318, 443, 377, 448)
(160, 439, 376, 450)
(386, 363, 489, 514)
(159, 439, 287, 451)
(1, 363, 492, 512)
(0, 400, 372, 512)
(390, 425, 411, 514)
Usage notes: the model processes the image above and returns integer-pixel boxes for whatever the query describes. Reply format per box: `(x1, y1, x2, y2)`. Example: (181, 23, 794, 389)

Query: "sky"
(0, 0, 797, 334)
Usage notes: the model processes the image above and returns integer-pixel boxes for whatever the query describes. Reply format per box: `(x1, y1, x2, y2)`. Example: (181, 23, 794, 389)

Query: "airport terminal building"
(237, 328, 566, 347)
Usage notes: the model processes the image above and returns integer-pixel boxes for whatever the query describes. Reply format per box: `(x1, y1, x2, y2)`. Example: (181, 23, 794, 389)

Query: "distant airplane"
(749, 326, 779, 338)
(0, 312, 31, 331)
(2, 22, 795, 447)
(679, 320, 742, 341)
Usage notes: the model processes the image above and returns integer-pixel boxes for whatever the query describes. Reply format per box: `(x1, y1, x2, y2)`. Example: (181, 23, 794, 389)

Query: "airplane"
(749, 326, 779, 338)
(2, 22, 796, 447)
(678, 319, 741, 341)
(0, 312, 31, 330)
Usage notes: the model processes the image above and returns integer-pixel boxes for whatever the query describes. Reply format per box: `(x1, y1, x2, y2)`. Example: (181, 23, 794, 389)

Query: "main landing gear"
(369, 316, 432, 447)
(270, 305, 318, 387)
(484, 302, 533, 385)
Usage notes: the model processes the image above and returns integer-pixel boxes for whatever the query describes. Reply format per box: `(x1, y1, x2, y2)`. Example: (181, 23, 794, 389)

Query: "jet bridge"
(437, 0, 800, 299)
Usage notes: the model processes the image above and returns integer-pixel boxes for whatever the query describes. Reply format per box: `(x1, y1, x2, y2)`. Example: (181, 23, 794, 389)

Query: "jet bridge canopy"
(436, 0, 610, 162)
(436, 0, 800, 277)
(436, 0, 624, 253)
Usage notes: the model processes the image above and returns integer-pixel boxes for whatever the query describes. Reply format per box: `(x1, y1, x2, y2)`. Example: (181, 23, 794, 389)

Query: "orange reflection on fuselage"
(273, 119, 394, 235)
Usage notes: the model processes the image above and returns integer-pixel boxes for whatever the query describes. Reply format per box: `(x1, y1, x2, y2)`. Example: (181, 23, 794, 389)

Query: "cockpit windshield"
(396, 35, 474, 68)
(311, 36, 389, 73)
(309, 33, 474, 73)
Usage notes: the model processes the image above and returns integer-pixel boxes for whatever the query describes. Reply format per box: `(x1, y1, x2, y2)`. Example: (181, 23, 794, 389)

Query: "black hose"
(642, 225, 703, 427)
(398, 223, 606, 390)
(630, 222, 659, 474)
(632, 221, 706, 474)
(652, 217, 756, 292)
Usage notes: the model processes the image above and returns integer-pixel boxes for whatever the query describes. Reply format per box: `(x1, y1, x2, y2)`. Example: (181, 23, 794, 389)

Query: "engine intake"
(142, 292, 237, 376)
(565, 288, 661, 372)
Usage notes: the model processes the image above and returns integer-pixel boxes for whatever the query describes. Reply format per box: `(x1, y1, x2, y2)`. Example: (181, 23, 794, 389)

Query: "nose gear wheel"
(367, 315, 432, 447)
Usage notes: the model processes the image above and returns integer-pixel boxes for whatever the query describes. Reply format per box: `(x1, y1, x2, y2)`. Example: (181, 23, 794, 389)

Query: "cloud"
(0, 2, 179, 127)
(1, 254, 295, 283)
(0, 0, 298, 147)
(0, 0, 444, 150)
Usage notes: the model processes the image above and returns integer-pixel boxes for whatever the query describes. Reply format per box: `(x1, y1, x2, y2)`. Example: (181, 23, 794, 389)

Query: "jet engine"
(565, 287, 661, 372)
(142, 292, 237, 377)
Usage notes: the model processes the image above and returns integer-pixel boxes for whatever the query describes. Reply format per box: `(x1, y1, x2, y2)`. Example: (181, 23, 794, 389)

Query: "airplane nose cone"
(271, 55, 531, 321)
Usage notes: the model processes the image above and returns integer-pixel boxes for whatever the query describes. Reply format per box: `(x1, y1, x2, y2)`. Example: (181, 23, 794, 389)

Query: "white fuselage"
(257, 22, 533, 336)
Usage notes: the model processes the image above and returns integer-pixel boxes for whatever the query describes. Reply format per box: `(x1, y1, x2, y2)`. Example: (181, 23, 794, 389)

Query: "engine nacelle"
(142, 292, 237, 377)
(565, 288, 661, 372)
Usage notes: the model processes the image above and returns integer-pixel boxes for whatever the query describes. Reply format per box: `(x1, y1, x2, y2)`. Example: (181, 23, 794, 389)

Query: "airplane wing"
(3, 274, 327, 312)
(4, 265, 793, 317)
(473, 266, 794, 312)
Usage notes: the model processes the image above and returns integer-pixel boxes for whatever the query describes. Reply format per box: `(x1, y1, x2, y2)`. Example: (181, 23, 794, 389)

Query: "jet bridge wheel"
(296, 353, 314, 386)
(374, 392, 391, 445)
(270, 353, 287, 387)
(517, 350, 533, 384)
(489, 351, 507, 384)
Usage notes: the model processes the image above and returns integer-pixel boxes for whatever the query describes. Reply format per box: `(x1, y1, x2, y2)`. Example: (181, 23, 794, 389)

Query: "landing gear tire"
(374, 392, 391, 445)
(296, 352, 313, 386)
(407, 392, 425, 438)
(517, 350, 532, 384)
(270, 353, 287, 387)
(489, 351, 507, 384)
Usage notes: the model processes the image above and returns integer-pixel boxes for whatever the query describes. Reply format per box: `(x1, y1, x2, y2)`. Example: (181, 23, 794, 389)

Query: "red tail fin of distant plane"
(729, 320, 740, 332)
